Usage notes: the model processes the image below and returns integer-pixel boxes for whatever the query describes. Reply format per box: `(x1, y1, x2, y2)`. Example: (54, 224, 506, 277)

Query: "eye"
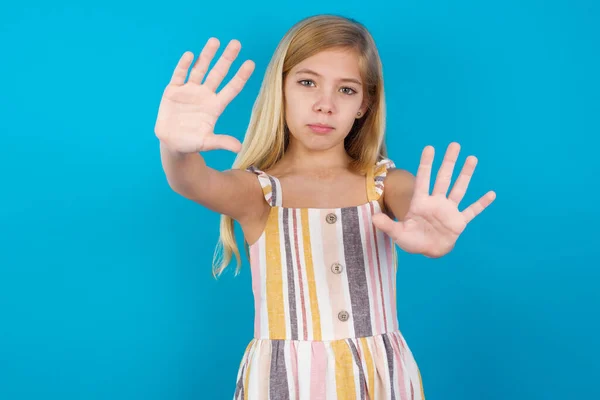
(298, 79, 315, 87)
(297, 79, 357, 96)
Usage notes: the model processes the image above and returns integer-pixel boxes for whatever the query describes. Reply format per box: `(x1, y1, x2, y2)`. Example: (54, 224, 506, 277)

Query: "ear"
(357, 98, 370, 119)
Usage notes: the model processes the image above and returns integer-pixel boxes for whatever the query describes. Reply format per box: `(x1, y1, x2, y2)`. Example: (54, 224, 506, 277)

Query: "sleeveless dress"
(234, 158, 426, 400)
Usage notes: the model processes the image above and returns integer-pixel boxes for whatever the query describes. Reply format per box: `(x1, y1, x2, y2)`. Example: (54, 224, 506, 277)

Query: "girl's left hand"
(372, 142, 496, 258)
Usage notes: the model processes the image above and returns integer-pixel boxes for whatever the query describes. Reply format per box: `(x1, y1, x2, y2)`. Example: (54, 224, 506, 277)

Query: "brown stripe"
(341, 206, 373, 337)
(270, 340, 290, 399)
(234, 363, 245, 399)
(347, 339, 367, 400)
(267, 175, 278, 206)
(282, 208, 298, 340)
(382, 334, 397, 400)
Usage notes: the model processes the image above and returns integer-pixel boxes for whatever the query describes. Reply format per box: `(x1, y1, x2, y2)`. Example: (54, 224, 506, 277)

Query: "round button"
(338, 310, 349, 322)
(331, 263, 343, 274)
(325, 213, 337, 224)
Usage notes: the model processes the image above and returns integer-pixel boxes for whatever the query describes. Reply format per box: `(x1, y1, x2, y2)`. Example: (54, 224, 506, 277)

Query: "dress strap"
(367, 158, 397, 201)
(246, 166, 283, 207)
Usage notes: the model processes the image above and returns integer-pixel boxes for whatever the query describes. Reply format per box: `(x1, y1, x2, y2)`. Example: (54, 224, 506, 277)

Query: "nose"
(313, 91, 336, 114)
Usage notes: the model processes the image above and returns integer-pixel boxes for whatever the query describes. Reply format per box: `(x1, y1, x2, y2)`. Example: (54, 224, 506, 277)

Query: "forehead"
(291, 48, 361, 78)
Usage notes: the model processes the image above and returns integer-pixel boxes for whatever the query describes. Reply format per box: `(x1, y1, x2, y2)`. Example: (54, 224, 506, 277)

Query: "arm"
(160, 143, 263, 223)
(382, 168, 415, 221)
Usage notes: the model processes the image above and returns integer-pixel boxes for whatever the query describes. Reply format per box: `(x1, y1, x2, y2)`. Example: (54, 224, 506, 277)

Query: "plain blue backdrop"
(1, 0, 598, 399)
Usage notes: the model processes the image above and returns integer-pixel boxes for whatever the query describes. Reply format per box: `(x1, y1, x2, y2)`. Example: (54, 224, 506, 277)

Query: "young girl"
(155, 14, 495, 400)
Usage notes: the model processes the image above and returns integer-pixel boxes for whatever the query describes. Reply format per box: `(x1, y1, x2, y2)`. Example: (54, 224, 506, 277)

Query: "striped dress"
(234, 158, 425, 400)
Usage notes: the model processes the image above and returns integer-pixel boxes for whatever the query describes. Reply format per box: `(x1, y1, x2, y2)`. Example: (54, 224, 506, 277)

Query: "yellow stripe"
(265, 209, 286, 338)
(261, 185, 272, 199)
(331, 340, 357, 399)
(374, 162, 388, 176)
(418, 367, 426, 399)
(366, 163, 378, 201)
(301, 208, 321, 340)
(359, 337, 375, 398)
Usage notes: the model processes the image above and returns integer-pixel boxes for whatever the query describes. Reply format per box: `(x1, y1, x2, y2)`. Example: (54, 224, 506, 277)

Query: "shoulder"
(381, 166, 415, 220)
(384, 167, 415, 193)
(219, 167, 269, 205)
(373, 158, 414, 193)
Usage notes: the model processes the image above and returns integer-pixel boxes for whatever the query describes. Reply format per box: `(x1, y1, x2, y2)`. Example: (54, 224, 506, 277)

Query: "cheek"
(284, 93, 305, 123)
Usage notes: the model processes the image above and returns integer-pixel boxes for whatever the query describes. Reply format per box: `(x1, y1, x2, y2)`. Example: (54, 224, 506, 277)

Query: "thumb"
(372, 212, 397, 237)
(202, 134, 243, 153)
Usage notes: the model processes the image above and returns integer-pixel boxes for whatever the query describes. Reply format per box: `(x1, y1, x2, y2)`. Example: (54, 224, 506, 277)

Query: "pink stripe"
(250, 244, 261, 338)
(321, 210, 348, 339)
(310, 341, 327, 400)
(361, 203, 382, 334)
(384, 234, 397, 330)
(389, 334, 408, 400)
(370, 202, 389, 330)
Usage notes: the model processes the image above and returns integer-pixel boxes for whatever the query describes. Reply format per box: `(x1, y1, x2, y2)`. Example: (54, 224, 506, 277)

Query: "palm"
(154, 38, 255, 154)
(373, 143, 496, 258)
(157, 85, 223, 152)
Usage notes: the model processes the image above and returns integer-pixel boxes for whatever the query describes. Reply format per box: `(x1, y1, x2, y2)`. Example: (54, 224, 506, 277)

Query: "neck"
(279, 140, 353, 174)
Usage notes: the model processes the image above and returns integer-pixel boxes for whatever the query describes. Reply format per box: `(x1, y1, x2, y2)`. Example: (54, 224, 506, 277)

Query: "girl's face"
(283, 48, 367, 152)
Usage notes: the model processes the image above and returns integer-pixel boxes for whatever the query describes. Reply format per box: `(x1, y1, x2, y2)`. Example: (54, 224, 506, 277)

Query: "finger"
(448, 155, 477, 205)
(204, 39, 242, 92)
(217, 60, 256, 106)
(432, 142, 460, 196)
(414, 145, 435, 196)
(202, 134, 243, 153)
(372, 212, 399, 240)
(188, 37, 221, 85)
(169, 51, 195, 86)
(461, 191, 496, 223)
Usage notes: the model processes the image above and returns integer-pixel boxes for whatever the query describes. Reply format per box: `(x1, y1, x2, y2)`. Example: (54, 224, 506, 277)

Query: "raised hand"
(372, 142, 496, 258)
(154, 38, 255, 154)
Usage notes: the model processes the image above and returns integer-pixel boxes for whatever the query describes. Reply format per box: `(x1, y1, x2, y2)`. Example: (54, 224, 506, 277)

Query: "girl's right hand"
(154, 38, 255, 154)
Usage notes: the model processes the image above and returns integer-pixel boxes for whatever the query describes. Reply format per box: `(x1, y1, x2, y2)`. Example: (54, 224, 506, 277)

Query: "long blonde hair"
(212, 14, 393, 278)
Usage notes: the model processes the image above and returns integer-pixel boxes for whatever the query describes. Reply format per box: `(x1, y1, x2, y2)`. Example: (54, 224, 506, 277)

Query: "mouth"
(307, 123, 334, 134)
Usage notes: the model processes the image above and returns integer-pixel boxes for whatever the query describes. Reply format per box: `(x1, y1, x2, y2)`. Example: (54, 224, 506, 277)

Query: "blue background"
(1, 0, 598, 399)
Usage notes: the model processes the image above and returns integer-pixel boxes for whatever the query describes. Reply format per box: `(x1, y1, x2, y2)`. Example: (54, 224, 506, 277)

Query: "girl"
(155, 14, 495, 400)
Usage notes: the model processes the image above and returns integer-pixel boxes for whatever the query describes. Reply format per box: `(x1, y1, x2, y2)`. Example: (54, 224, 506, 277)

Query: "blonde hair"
(212, 14, 394, 278)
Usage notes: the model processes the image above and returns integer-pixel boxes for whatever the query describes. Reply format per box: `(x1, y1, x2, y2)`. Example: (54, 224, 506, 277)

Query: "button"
(331, 263, 343, 274)
(338, 310, 349, 322)
(325, 213, 337, 224)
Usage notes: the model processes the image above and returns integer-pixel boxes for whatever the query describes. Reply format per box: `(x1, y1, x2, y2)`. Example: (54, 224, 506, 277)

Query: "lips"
(308, 123, 334, 134)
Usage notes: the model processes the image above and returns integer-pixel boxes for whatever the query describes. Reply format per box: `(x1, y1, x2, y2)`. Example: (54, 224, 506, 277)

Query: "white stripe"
(309, 210, 333, 340)
(247, 341, 261, 398)
(335, 208, 355, 338)
(284, 342, 296, 398)
(273, 177, 284, 206)
(365, 202, 384, 333)
(373, 204, 394, 332)
(325, 344, 338, 399)
(297, 341, 312, 400)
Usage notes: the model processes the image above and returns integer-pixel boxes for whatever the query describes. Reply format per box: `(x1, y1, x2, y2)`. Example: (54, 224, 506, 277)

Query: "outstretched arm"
(373, 142, 496, 258)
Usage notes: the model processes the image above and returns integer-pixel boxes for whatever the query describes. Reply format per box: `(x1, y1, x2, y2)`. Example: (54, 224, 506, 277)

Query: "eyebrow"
(295, 68, 362, 86)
